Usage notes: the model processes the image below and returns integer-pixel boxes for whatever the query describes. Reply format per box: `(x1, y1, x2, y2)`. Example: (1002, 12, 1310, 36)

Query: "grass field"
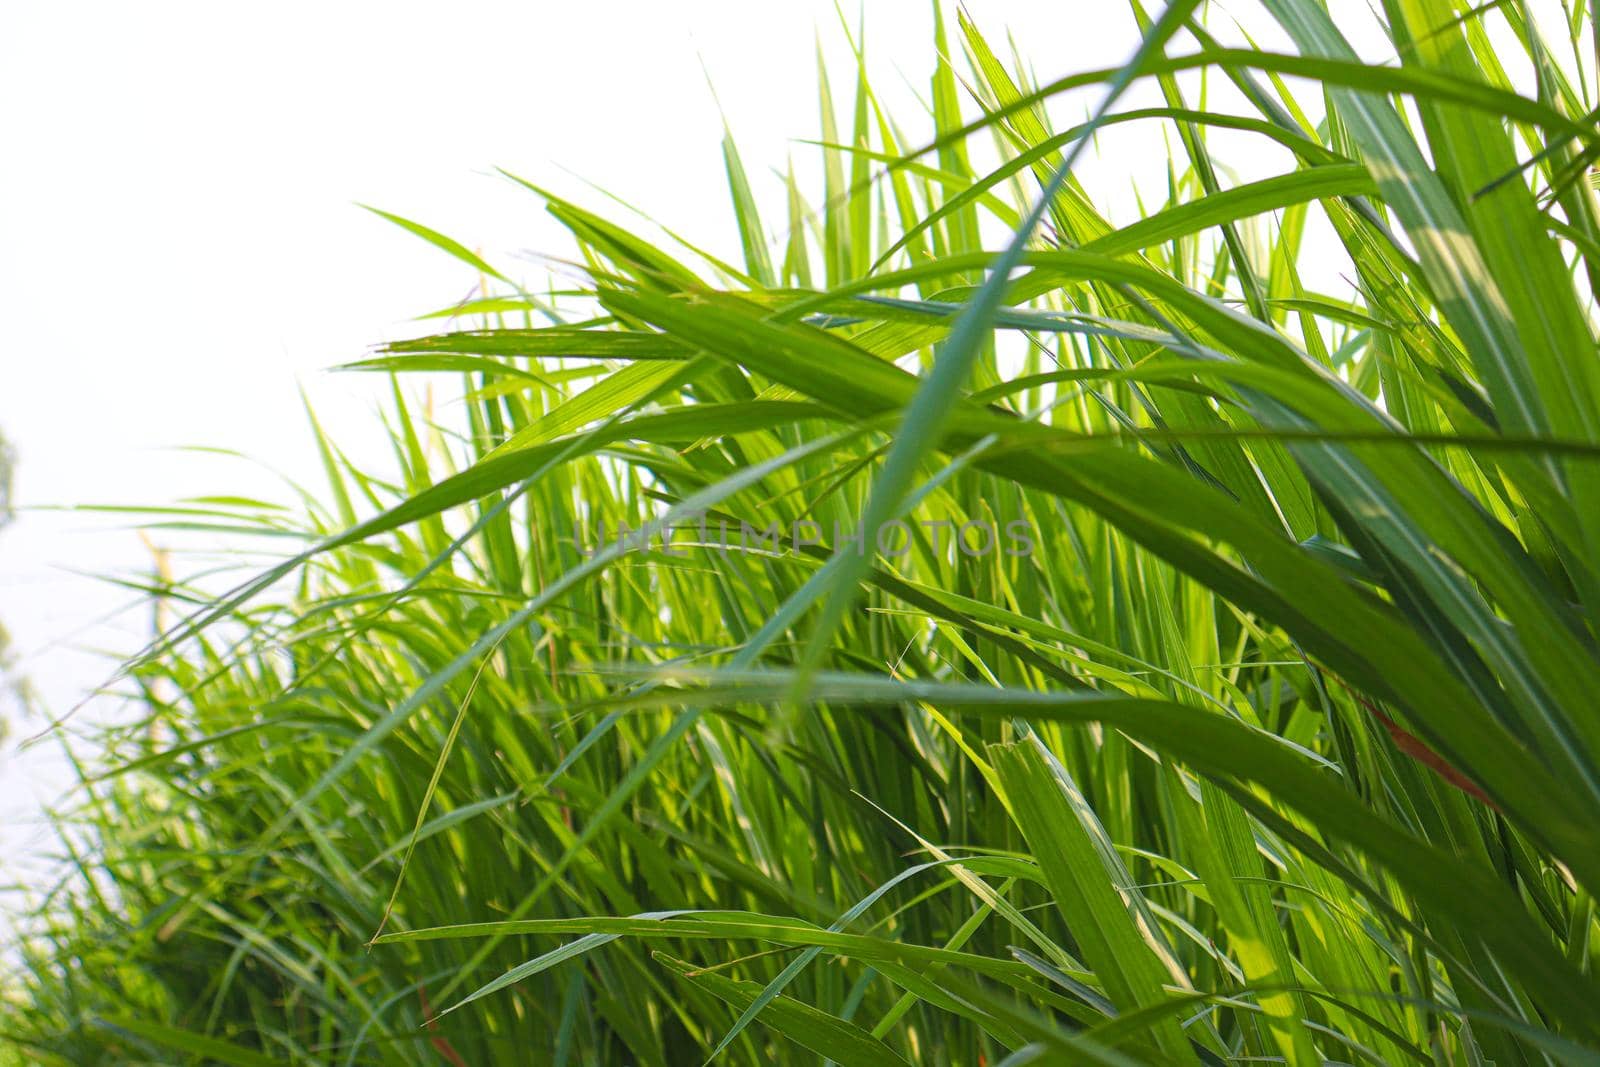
(9, 1, 1600, 1063)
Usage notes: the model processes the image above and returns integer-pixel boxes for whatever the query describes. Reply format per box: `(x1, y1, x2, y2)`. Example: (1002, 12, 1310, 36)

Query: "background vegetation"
(8, 1, 1600, 1063)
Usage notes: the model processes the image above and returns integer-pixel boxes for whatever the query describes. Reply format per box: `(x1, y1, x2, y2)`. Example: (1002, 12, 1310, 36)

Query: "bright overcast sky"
(0, 0, 1413, 900)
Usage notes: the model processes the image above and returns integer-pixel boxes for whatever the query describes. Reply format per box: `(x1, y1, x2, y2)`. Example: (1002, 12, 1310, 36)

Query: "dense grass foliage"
(12, 1, 1600, 1063)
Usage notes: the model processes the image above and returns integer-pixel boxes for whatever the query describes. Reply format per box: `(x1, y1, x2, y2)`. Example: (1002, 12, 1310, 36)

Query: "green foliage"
(10, 2, 1600, 1063)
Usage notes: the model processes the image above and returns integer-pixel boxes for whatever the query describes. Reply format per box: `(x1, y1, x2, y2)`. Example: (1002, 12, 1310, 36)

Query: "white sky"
(0, 0, 1429, 914)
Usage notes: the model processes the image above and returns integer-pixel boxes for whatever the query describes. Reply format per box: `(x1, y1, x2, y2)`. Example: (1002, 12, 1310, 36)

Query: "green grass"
(9, 1, 1600, 1063)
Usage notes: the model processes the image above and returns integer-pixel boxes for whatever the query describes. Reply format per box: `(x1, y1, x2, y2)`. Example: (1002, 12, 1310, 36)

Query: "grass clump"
(9, 1, 1600, 1063)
